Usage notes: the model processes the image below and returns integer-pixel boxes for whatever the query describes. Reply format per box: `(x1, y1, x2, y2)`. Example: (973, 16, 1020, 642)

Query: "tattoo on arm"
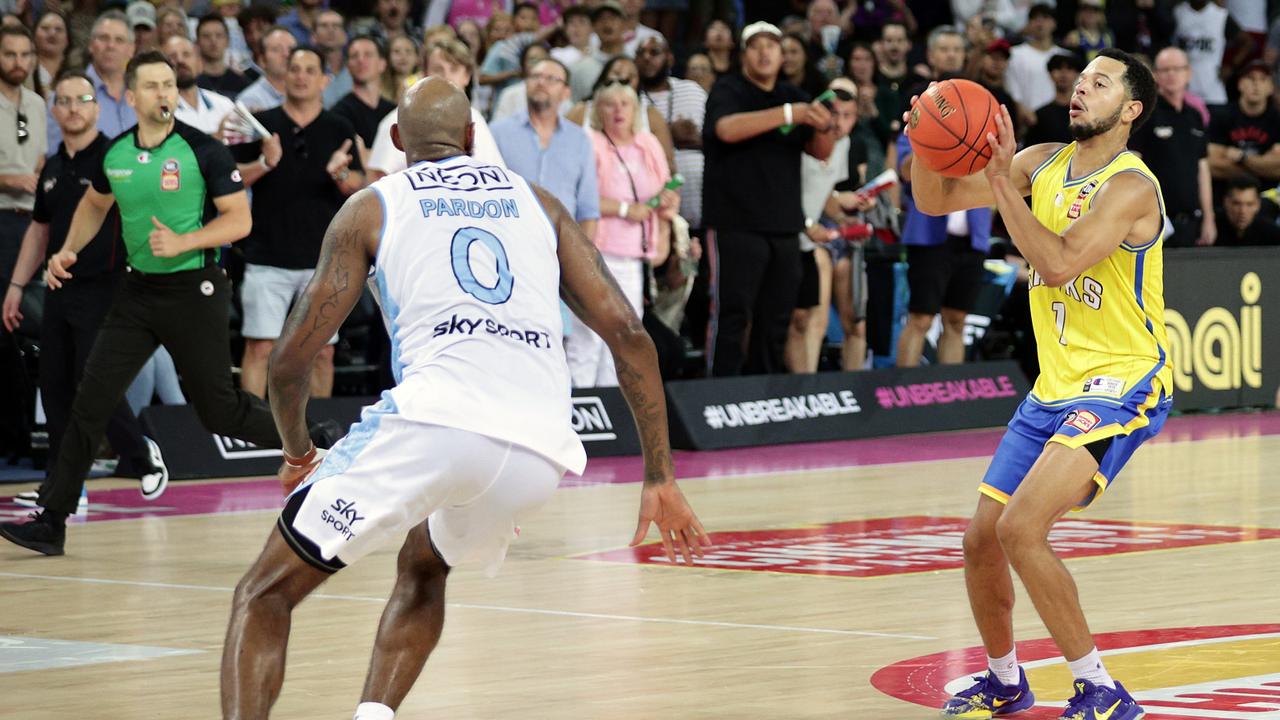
(541, 181, 674, 485)
(615, 348, 674, 485)
(270, 192, 376, 452)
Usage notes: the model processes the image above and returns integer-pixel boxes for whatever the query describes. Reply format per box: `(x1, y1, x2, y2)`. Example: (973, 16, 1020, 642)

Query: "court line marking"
(0, 571, 934, 641)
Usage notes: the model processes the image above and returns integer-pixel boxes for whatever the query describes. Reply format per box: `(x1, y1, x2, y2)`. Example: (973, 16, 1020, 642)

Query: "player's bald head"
(392, 76, 474, 163)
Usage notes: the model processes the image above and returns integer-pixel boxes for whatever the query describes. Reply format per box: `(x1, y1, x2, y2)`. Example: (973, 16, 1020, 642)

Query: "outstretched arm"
(983, 105, 1160, 286)
(269, 188, 381, 458)
(534, 183, 710, 565)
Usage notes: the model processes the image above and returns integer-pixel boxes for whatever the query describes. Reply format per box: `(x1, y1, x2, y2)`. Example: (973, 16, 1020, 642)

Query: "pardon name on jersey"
(1028, 269, 1104, 310)
(431, 313, 555, 350)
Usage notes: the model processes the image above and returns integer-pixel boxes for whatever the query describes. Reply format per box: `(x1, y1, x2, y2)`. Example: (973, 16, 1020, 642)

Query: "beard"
(640, 66, 669, 90)
(176, 71, 197, 89)
(3, 67, 27, 86)
(1069, 104, 1123, 141)
(528, 93, 552, 113)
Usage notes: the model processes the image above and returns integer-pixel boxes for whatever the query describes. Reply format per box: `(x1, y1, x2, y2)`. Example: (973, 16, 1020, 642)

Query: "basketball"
(908, 79, 1000, 177)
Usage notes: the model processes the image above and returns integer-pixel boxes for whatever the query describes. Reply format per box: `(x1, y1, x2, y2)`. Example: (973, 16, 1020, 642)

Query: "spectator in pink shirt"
(565, 82, 679, 387)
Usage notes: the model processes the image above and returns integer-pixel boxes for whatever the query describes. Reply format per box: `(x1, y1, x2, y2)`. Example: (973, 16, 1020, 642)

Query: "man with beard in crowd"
(636, 35, 706, 231)
(164, 34, 237, 136)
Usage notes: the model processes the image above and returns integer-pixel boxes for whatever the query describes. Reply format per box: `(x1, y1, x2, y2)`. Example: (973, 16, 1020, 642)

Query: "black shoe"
(307, 419, 344, 450)
(138, 437, 169, 501)
(0, 510, 66, 556)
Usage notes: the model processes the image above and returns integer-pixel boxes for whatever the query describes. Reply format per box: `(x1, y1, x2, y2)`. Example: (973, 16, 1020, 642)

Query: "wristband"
(333, 169, 350, 182)
(258, 155, 271, 170)
(283, 444, 317, 467)
(783, 103, 793, 126)
(618, 201, 630, 219)
(8, 281, 23, 290)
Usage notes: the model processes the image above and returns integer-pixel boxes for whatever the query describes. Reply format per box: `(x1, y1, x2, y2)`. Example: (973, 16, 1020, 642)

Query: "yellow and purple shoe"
(1059, 679, 1144, 720)
(941, 668, 1036, 719)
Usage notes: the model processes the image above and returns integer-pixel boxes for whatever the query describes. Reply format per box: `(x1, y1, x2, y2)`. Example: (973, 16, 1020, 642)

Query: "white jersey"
(369, 154, 587, 475)
(1174, 1, 1229, 105)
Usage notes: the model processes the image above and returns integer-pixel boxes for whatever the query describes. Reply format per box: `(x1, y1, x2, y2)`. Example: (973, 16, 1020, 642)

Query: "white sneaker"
(139, 437, 169, 501)
(13, 490, 39, 507)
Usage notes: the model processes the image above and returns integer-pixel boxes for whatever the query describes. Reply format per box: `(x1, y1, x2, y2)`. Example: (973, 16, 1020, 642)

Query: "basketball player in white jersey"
(220, 77, 710, 720)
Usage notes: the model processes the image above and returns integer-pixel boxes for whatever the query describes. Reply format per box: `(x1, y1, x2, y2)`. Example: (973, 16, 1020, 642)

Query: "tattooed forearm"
(269, 190, 377, 450)
(615, 334, 675, 486)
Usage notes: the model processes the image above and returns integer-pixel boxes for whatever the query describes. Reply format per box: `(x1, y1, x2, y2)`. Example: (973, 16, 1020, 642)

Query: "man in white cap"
(701, 20, 840, 377)
(127, 0, 158, 54)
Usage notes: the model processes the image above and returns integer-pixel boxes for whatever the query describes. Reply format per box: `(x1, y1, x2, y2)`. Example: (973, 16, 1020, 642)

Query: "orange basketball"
(907, 79, 1000, 178)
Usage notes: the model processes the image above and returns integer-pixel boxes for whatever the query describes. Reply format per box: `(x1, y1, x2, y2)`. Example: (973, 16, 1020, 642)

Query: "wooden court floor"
(1, 412, 1278, 719)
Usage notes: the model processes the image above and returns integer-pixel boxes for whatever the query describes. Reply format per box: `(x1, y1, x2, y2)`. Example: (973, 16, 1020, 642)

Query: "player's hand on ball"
(278, 447, 327, 495)
(630, 480, 711, 566)
(983, 104, 1017, 181)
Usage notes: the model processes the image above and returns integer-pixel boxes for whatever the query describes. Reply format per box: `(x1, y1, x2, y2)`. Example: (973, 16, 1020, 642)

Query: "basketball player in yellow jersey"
(910, 49, 1167, 720)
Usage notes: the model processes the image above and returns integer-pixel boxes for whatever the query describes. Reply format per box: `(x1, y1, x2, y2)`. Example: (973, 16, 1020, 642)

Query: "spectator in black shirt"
(1217, 175, 1280, 246)
(1, 71, 163, 504)
(1132, 47, 1215, 247)
(875, 21, 925, 135)
(906, 27, 966, 106)
(1208, 60, 1280, 197)
(195, 14, 250, 98)
(1025, 52, 1083, 146)
(973, 38, 1021, 137)
(702, 21, 839, 376)
(331, 35, 395, 150)
(234, 46, 364, 399)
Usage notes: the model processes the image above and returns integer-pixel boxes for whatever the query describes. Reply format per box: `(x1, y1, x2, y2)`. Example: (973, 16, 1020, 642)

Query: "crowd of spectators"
(1, 0, 1279, 458)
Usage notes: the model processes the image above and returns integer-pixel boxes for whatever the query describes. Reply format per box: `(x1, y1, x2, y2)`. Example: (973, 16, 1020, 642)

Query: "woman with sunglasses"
(566, 81, 679, 387)
(565, 55, 675, 172)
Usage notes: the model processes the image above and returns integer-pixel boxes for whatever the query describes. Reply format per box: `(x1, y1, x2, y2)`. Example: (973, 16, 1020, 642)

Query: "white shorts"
(240, 263, 338, 344)
(279, 401, 564, 576)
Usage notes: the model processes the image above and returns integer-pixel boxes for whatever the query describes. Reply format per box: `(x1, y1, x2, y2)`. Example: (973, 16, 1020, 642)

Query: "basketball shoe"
(942, 668, 1036, 719)
(1059, 679, 1144, 720)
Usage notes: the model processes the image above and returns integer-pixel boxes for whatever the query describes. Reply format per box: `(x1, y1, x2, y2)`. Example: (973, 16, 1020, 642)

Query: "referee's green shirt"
(93, 121, 245, 274)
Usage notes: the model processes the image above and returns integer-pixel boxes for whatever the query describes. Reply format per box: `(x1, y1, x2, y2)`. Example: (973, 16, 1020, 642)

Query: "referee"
(0, 53, 331, 556)
(2, 70, 164, 504)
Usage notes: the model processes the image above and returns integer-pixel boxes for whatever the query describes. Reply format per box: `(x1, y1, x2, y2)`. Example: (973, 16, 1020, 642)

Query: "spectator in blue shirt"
(490, 58, 600, 239)
(277, 0, 323, 45)
(895, 131, 992, 367)
(46, 11, 136, 154)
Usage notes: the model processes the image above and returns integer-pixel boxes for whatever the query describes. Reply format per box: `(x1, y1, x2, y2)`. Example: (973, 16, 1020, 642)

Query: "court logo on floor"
(871, 624, 1280, 720)
(575, 517, 1280, 577)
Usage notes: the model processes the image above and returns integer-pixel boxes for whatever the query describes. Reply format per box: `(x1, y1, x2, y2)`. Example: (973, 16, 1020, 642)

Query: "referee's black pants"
(40, 266, 281, 515)
(38, 273, 149, 491)
(705, 229, 801, 377)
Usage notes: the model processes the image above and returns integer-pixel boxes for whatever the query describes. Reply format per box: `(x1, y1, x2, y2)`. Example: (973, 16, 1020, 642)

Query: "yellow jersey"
(1025, 142, 1174, 407)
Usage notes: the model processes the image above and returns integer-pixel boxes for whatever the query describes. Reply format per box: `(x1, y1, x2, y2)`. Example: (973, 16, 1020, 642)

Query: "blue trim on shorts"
(980, 390, 1171, 508)
(297, 392, 398, 493)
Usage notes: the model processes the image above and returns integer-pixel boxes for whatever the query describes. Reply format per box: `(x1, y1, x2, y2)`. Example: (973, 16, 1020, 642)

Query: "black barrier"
(664, 361, 1031, 450)
(140, 397, 368, 480)
(143, 391, 641, 480)
(571, 387, 642, 457)
(1164, 248, 1279, 411)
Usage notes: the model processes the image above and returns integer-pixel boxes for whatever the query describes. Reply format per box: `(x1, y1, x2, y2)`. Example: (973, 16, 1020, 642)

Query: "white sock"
(987, 648, 1020, 686)
(1067, 647, 1115, 689)
(353, 702, 395, 720)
